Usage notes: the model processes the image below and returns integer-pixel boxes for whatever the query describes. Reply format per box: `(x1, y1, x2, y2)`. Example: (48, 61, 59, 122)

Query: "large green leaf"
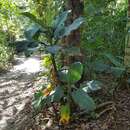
(24, 24, 41, 40)
(51, 86, 64, 102)
(58, 62, 83, 84)
(32, 91, 53, 110)
(22, 12, 50, 33)
(54, 26, 66, 39)
(53, 11, 70, 39)
(68, 62, 83, 84)
(32, 96, 43, 110)
(111, 66, 126, 78)
(62, 47, 81, 56)
(54, 17, 84, 39)
(32, 91, 44, 110)
(81, 80, 102, 93)
(72, 89, 96, 111)
(53, 10, 70, 29)
(94, 62, 110, 73)
(46, 45, 62, 54)
(58, 69, 69, 83)
(104, 53, 123, 67)
(22, 12, 43, 26)
(64, 17, 84, 36)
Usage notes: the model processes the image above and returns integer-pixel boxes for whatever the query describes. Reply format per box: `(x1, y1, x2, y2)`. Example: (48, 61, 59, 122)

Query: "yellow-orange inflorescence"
(60, 104, 70, 125)
(42, 84, 53, 96)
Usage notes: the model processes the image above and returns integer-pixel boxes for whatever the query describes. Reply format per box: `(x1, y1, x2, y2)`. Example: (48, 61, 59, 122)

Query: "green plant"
(82, 0, 127, 56)
(81, 0, 127, 79)
(0, 30, 13, 70)
(0, 0, 20, 41)
(22, 10, 100, 124)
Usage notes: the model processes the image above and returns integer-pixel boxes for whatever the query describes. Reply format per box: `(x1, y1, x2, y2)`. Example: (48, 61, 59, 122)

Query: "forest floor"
(0, 55, 43, 130)
(32, 75, 130, 130)
(0, 56, 130, 130)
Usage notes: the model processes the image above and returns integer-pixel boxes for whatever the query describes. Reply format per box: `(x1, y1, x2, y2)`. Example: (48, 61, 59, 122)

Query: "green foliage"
(0, 31, 13, 70)
(22, 10, 84, 41)
(0, 0, 21, 41)
(24, 24, 41, 40)
(82, 0, 127, 56)
(62, 47, 81, 56)
(46, 45, 62, 55)
(33, 91, 44, 110)
(42, 54, 52, 68)
(30, 0, 64, 26)
(82, 0, 127, 79)
(22, 9, 97, 122)
(63, 17, 84, 37)
(60, 103, 70, 124)
(72, 89, 96, 111)
(68, 62, 83, 84)
(54, 15, 84, 39)
(59, 62, 83, 84)
(53, 10, 70, 29)
(93, 53, 127, 78)
(4, 0, 126, 124)
(81, 80, 102, 93)
(51, 86, 64, 102)
(104, 53, 123, 67)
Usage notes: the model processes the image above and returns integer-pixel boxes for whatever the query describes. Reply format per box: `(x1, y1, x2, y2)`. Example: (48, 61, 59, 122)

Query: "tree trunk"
(65, 0, 84, 45)
(63, 0, 84, 65)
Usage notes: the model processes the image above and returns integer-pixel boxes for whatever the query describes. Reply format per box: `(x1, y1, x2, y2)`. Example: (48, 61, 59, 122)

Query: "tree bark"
(63, 0, 84, 65)
(65, 0, 84, 45)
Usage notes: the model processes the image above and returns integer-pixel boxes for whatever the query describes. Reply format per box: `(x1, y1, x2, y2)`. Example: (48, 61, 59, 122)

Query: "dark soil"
(30, 75, 130, 130)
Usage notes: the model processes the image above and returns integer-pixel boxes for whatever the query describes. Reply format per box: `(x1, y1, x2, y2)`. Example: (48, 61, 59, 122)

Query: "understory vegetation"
(0, 30, 13, 70)
(0, 0, 129, 129)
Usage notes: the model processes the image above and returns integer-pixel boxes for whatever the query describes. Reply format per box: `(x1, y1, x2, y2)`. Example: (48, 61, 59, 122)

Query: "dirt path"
(0, 56, 43, 130)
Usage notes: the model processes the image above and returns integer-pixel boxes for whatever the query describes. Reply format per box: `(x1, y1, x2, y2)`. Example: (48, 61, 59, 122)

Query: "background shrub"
(0, 30, 14, 71)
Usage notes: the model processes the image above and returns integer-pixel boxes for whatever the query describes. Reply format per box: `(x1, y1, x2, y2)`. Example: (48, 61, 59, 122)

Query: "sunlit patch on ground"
(11, 56, 42, 74)
(0, 55, 44, 130)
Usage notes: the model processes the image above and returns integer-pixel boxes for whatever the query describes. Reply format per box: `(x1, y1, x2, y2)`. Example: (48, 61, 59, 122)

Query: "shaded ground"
(32, 75, 130, 130)
(0, 55, 43, 130)
(0, 56, 130, 130)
